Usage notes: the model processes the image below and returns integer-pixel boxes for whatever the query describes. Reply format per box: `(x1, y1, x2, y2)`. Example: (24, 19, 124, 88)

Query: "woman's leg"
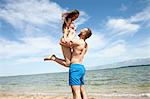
(60, 36, 72, 66)
(44, 37, 71, 66)
(44, 45, 71, 67)
(44, 55, 70, 67)
(61, 45, 71, 66)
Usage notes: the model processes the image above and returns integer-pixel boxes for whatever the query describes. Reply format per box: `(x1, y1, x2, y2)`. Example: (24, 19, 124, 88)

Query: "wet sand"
(0, 92, 149, 99)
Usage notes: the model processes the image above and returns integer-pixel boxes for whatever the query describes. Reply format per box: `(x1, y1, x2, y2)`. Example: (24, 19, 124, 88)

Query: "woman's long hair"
(62, 10, 79, 32)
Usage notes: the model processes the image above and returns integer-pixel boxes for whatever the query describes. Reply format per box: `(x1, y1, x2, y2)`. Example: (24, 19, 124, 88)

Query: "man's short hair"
(84, 28, 92, 39)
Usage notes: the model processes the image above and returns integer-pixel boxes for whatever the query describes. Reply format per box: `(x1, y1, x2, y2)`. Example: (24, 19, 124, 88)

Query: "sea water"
(0, 65, 149, 95)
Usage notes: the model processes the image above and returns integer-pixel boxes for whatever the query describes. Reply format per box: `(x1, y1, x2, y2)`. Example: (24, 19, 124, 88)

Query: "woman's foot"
(44, 55, 56, 61)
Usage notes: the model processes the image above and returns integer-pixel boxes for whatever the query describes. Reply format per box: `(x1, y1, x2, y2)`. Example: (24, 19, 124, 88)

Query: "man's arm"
(70, 39, 80, 47)
(60, 41, 70, 47)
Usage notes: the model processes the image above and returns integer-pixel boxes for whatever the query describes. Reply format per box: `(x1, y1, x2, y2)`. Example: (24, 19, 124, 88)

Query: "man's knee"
(80, 85, 85, 91)
(71, 86, 82, 99)
(71, 86, 81, 93)
(73, 89, 80, 94)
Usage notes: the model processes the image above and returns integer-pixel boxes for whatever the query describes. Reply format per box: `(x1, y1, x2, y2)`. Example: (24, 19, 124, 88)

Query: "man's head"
(78, 28, 92, 40)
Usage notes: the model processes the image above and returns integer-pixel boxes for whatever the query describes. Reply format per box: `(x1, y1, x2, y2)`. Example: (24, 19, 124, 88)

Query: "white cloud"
(76, 11, 89, 27)
(129, 37, 150, 59)
(85, 39, 127, 60)
(121, 43, 150, 61)
(130, 6, 150, 23)
(0, 0, 89, 65)
(0, 0, 65, 30)
(106, 18, 140, 36)
(0, 0, 89, 33)
(86, 37, 150, 65)
(105, 2, 150, 37)
(95, 1, 150, 64)
(129, 47, 150, 59)
(0, 0, 149, 75)
(86, 32, 106, 50)
(98, 40, 127, 58)
(0, 36, 61, 60)
(15, 57, 43, 64)
(128, 0, 150, 28)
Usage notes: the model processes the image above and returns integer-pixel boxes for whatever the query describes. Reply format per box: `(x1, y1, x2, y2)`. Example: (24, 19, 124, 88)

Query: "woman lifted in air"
(44, 10, 79, 66)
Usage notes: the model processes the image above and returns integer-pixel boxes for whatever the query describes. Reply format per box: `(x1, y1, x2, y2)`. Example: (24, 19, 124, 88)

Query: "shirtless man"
(45, 28, 92, 99)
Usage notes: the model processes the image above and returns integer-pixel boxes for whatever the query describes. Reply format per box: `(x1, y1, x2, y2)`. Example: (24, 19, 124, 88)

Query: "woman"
(44, 10, 79, 66)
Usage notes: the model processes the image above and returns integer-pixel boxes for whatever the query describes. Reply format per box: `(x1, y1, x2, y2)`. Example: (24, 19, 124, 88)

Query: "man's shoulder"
(80, 41, 87, 49)
(79, 39, 86, 45)
(72, 38, 82, 43)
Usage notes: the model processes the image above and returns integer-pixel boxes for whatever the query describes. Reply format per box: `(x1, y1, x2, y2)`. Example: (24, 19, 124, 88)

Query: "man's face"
(78, 28, 87, 37)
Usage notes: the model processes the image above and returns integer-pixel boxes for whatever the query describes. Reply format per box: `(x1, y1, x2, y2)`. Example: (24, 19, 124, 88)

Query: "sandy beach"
(0, 92, 150, 99)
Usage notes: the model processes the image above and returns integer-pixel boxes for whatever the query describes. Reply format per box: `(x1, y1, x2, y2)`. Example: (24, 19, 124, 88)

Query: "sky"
(0, 0, 150, 76)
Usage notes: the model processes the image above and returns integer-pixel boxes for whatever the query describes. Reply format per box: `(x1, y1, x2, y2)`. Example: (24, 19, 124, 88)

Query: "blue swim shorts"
(69, 64, 85, 86)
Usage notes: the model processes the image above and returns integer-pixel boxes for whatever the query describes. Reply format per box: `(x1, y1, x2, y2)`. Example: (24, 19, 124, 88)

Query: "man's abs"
(71, 55, 83, 64)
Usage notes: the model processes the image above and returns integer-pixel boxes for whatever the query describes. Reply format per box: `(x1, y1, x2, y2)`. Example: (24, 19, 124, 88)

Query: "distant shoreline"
(113, 64, 150, 69)
(92, 64, 150, 70)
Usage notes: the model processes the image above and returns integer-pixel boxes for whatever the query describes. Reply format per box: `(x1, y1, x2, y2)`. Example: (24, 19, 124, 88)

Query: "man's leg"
(80, 85, 88, 99)
(71, 86, 82, 99)
(44, 55, 70, 67)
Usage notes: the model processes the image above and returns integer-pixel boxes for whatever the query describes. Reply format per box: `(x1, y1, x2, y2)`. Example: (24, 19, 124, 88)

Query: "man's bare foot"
(44, 55, 56, 61)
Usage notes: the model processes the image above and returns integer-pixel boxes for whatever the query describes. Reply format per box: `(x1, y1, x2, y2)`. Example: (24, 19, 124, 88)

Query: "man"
(44, 28, 92, 99)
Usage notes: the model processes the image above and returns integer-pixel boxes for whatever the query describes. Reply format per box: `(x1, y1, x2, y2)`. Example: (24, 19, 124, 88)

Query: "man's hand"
(60, 40, 70, 47)
(61, 37, 67, 43)
(69, 39, 80, 47)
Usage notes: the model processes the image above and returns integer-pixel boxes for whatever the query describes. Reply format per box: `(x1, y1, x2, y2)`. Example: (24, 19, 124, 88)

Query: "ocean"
(0, 65, 150, 96)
